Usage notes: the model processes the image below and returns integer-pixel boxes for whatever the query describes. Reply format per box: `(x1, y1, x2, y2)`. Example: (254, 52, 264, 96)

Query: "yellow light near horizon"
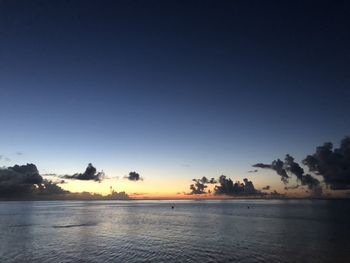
(58, 176, 190, 197)
(53, 168, 311, 199)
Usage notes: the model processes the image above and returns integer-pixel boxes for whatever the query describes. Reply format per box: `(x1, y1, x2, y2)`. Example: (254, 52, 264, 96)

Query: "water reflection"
(0, 200, 349, 262)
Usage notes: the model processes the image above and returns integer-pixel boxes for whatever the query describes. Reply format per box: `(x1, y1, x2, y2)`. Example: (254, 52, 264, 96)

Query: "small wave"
(52, 222, 97, 228)
(9, 224, 37, 228)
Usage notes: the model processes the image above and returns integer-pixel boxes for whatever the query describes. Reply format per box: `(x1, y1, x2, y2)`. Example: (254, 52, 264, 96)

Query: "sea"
(0, 199, 349, 262)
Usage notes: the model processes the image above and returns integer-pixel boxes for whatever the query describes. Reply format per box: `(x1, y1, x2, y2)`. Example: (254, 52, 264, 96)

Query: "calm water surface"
(0, 200, 349, 262)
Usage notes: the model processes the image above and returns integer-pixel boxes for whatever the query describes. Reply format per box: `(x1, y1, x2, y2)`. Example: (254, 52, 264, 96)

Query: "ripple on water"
(52, 222, 98, 228)
(0, 200, 350, 263)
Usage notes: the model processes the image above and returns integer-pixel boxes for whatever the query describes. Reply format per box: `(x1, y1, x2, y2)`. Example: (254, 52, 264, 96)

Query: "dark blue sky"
(0, 0, 349, 193)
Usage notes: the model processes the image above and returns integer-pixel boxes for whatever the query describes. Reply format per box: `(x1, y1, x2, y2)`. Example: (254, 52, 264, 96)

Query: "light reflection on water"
(0, 200, 349, 262)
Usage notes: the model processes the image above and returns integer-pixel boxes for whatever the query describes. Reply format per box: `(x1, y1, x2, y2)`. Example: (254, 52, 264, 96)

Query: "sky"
(0, 0, 350, 198)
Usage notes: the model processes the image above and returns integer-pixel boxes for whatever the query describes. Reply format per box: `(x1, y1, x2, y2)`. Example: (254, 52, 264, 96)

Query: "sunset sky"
(1, 1, 349, 198)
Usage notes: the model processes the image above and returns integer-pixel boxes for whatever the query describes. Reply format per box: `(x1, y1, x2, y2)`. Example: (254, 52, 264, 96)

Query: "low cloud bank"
(188, 175, 262, 196)
(215, 176, 261, 196)
(189, 177, 217, 194)
(0, 163, 65, 198)
(0, 163, 128, 200)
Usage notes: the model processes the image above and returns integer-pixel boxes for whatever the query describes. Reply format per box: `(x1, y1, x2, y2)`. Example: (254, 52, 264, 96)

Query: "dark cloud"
(125, 171, 142, 181)
(189, 177, 217, 194)
(0, 163, 69, 197)
(253, 155, 319, 190)
(284, 154, 320, 189)
(63, 163, 104, 182)
(189, 178, 207, 194)
(0, 163, 129, 200)
(284, 185, 300, 190)
(302, 137, 350, 190)
(253, 136, 350, 193)
(214, 175, 261, 196)
(37, 180, 68, 195)
(189, 175, 304, 198)
(252, 163, 271, 169)
(189, 175, 261, 196)
(201, 176, 217, 184)
(253, 159, 289, 184)
(0, 164, 43, 196)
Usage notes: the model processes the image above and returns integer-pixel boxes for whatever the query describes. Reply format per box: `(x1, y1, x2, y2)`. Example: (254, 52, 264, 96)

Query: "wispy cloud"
(0, 155, 11, 162)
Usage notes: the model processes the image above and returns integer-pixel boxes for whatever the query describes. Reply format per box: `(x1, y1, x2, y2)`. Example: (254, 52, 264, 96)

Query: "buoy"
(171, 206, 174, 209)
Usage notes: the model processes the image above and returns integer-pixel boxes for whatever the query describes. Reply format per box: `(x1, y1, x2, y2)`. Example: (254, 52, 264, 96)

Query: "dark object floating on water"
(171, 206, 174, 209)
(247, 206, 250, 209)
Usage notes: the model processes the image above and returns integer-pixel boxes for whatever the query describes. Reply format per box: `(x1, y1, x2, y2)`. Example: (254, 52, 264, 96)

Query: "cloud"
(189, 179, 207, 194)
(0, 155, 11, 162)
(214, 175, 261, 196)
(37, 180, 68, 195)
(252, 163, 271, 169)
(284, 185, 300, 190)
(302, 136, 350, 190)
(262, 185, 270, 190)
(0, 163, 42, 195)
(0, 164, 129, 200)
(284, 154, 320, 189)
(63, 163, 104, 182)
(0, 163, 67, 197)
(188, 175, 261, 196)
(0, 163, 129, 200)
(253, 155, 319, 190)
(189, 177, 217, 194)
(201, 176, 217, 184)
(252, 135, 350, 193)
(125, 171, 142, 181)
(253, 159, 289, 184)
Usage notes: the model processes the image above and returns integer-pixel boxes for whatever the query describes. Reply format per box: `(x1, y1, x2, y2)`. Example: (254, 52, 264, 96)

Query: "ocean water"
(0, 200, 349, 263)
